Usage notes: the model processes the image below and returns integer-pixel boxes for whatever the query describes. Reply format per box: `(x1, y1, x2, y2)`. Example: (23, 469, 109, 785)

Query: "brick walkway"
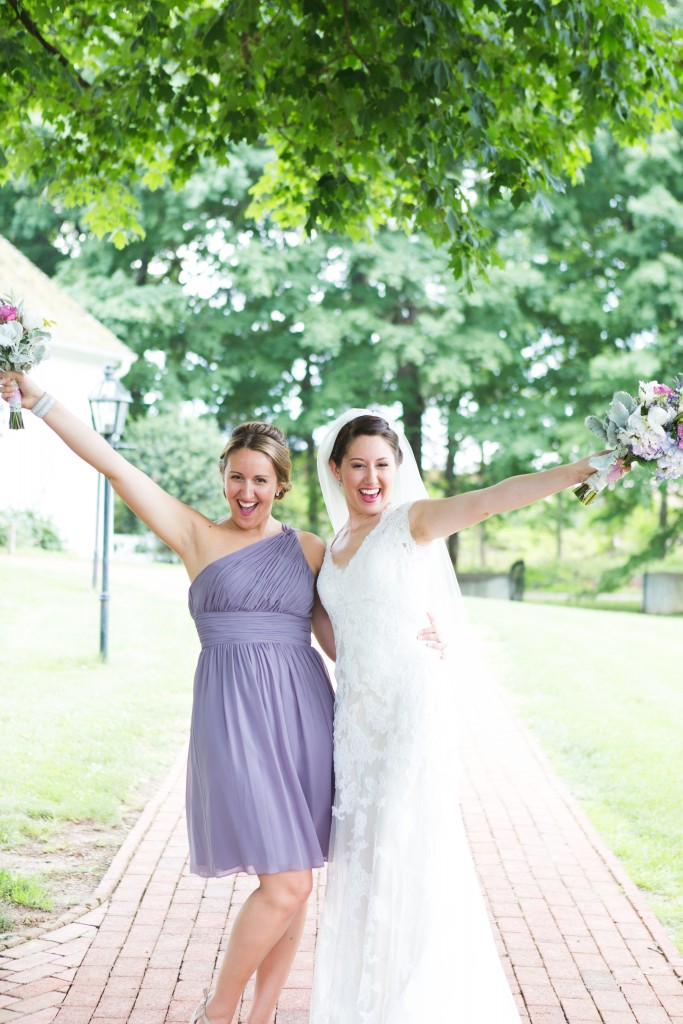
(1, 663, 682, 1024)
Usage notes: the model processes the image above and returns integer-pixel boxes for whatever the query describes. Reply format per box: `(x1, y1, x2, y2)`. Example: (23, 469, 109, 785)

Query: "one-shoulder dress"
(186, 525, 335, 877)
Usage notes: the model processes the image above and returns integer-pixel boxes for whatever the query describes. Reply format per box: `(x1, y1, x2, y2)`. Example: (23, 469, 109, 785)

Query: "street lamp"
(89, 365, 132, 661)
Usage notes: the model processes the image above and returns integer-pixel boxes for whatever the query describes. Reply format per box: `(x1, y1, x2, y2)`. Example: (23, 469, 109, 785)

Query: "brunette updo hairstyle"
(329, 415, 404, 468)
(218, 421, 292, 500)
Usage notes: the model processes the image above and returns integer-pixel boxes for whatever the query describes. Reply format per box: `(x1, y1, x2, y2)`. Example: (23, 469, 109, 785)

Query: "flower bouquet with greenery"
(575, 377, 683, 505)
(0, 297, 52, 429)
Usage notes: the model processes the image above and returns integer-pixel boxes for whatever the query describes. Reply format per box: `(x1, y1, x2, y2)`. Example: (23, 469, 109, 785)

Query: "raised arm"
(409, 454, 604, 543)
(1, 371, 207, 561)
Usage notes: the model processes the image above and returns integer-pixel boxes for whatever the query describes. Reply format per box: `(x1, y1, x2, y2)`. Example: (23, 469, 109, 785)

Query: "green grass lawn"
(0, 553, 196, 933)
(467, 597, 683, 952)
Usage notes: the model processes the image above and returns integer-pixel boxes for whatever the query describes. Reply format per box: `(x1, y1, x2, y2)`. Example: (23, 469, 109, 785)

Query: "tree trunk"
(659, 483, 668, 529)
(444, 412, 459, 570)
(304, 432, 319, 532)
(135, 257, 149, 286)
(396, 362, 424, 471)
(555, 491, 563, 564)
(298, 359, 319, 532)
(478, 522, 487, 568)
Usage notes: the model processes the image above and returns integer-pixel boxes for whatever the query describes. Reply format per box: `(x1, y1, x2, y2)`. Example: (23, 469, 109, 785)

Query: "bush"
(0, 509, 64, 551)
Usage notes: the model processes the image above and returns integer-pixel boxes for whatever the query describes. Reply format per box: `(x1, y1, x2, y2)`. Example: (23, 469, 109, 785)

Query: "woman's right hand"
(0, 371, 44, 410)
(418, 612, 447, 660)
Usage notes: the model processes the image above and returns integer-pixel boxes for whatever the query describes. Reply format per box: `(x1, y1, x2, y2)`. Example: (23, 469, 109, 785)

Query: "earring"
(337, 480, 342, 489)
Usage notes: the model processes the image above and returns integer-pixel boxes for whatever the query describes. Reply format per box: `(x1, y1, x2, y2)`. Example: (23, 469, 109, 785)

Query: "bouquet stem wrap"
(573, 451, 635, 506)
(7, 382, 24, 429)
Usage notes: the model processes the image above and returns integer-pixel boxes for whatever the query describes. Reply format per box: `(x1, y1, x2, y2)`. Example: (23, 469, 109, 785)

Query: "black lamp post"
(88, 365, 132, 661)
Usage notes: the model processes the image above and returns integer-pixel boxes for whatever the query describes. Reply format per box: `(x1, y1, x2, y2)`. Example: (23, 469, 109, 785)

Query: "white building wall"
(0, 349, 132, 557)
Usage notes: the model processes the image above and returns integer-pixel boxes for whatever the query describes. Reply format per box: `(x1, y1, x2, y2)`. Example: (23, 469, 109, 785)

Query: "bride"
(309, 409, 607, 1024)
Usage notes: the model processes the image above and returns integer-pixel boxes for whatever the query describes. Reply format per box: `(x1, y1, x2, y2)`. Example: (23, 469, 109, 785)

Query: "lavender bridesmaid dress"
(186, 525, 335, 877)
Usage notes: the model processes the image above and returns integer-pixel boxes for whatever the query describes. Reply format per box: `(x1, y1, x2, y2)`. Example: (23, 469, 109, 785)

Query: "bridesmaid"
(0, 370, 338, 1024)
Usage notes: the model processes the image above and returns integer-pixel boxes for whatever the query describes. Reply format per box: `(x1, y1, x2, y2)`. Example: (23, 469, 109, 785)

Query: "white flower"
(21, 309, 46, 332)
(647, 405, 675, 434)
(0, 320, 23, 346)
(638, 380, 661, 404)
(618, 410, 666, 460)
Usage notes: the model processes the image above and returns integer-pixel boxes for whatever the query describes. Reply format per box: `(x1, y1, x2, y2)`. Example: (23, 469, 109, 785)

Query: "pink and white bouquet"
(574, 377, 683, 505)
(0, 297, 52, 429)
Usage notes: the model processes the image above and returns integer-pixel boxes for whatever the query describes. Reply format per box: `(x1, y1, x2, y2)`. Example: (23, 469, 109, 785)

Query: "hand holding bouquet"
(0, 297, 52, 429)
(574, 377, 683, 505)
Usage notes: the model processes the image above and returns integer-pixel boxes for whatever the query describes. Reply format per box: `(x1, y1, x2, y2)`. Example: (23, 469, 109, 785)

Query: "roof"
(0, 234, 133, 366)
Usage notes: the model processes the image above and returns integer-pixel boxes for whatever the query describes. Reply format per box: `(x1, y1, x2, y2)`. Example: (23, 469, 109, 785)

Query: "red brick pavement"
(1, 664, 681, 1024)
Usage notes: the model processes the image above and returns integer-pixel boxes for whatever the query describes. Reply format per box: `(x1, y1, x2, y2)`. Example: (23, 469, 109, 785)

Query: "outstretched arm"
(1, 372, 207, 560)
(409, 454, 604, 543)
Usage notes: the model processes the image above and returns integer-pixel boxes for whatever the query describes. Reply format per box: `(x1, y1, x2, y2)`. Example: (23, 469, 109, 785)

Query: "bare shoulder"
(295, 530, 327, 574)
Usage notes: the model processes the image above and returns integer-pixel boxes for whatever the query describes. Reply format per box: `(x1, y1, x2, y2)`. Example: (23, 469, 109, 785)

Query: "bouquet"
(0, 297, 52, 429)
(574, 377, 683, 505)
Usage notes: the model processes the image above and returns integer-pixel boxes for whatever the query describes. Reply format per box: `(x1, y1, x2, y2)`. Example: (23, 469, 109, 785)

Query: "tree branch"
(341, 0, 369, 70)
(7, 0, 90, 90)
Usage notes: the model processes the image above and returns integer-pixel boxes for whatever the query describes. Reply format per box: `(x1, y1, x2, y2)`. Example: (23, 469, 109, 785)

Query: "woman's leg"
(204, 869, 312, 1024)
(247, 903, 308, 1024)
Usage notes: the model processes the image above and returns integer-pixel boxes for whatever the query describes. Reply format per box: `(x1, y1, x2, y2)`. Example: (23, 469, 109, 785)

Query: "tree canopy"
(2, 1, 680, 273)
(2, 115, 683, 571)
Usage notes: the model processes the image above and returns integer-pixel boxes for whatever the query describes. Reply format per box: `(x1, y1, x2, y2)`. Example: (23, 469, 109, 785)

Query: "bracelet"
(31, 392, 57, 419)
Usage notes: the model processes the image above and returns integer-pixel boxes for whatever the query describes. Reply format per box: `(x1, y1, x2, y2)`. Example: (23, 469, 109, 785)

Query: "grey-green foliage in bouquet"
(575, 378, 683, 505)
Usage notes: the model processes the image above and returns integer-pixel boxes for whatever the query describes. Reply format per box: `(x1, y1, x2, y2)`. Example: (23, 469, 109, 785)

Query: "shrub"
(0, 509, 64, 551)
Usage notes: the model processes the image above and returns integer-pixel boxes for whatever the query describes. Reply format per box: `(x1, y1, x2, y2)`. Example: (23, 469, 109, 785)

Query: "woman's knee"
(260, 870, 312, 915)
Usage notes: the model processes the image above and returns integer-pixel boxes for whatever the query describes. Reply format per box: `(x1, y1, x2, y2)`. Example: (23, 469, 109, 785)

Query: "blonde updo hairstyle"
(218, 421, 292, 500)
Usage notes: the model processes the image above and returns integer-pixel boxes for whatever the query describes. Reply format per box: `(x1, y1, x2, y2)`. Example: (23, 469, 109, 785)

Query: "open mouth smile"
(359, 488, 381, 503)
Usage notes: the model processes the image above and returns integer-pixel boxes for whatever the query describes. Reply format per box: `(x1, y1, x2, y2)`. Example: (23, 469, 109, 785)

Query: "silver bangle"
(31, 392, 57, 419)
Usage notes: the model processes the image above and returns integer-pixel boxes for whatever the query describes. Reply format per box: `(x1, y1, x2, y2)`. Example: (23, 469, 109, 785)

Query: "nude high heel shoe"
(189, 988, 211, 1024)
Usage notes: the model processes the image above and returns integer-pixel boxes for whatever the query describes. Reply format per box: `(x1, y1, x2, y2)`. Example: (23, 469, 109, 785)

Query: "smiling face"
(332, 435, 398, 517)
(224, 448, 280, 531)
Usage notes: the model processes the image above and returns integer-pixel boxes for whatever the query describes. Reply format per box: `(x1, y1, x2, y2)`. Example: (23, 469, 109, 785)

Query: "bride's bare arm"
(409, 454, 605, 543)
(1, 371, 206, 559)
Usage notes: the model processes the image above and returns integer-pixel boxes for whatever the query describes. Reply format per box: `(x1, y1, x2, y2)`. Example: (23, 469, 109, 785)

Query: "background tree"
(3, 124, 682, 583)
(1, 1, 679, 275)
(114, 413, 228, 537)
(484, 128, 683, 581)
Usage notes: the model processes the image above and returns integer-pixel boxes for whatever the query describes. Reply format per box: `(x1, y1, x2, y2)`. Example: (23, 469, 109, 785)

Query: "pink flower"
(654, 384, 675, 397)
(0, 304, 18, 322)
(678, 424, 683, 450)
(607, 459, 626, 484)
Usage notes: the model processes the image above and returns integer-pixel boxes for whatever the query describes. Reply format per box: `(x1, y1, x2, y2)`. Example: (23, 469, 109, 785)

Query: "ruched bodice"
(185, 524, 335, 878)
(189, 526, 315, 617)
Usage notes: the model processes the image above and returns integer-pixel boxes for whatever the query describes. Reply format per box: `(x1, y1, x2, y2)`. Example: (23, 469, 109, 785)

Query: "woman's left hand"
(418, 612, 447, 660)
(0, 371, 44, 409)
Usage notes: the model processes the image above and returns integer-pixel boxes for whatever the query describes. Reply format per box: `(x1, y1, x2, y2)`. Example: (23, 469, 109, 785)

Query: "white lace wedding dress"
(310, 503, 522, 1024)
